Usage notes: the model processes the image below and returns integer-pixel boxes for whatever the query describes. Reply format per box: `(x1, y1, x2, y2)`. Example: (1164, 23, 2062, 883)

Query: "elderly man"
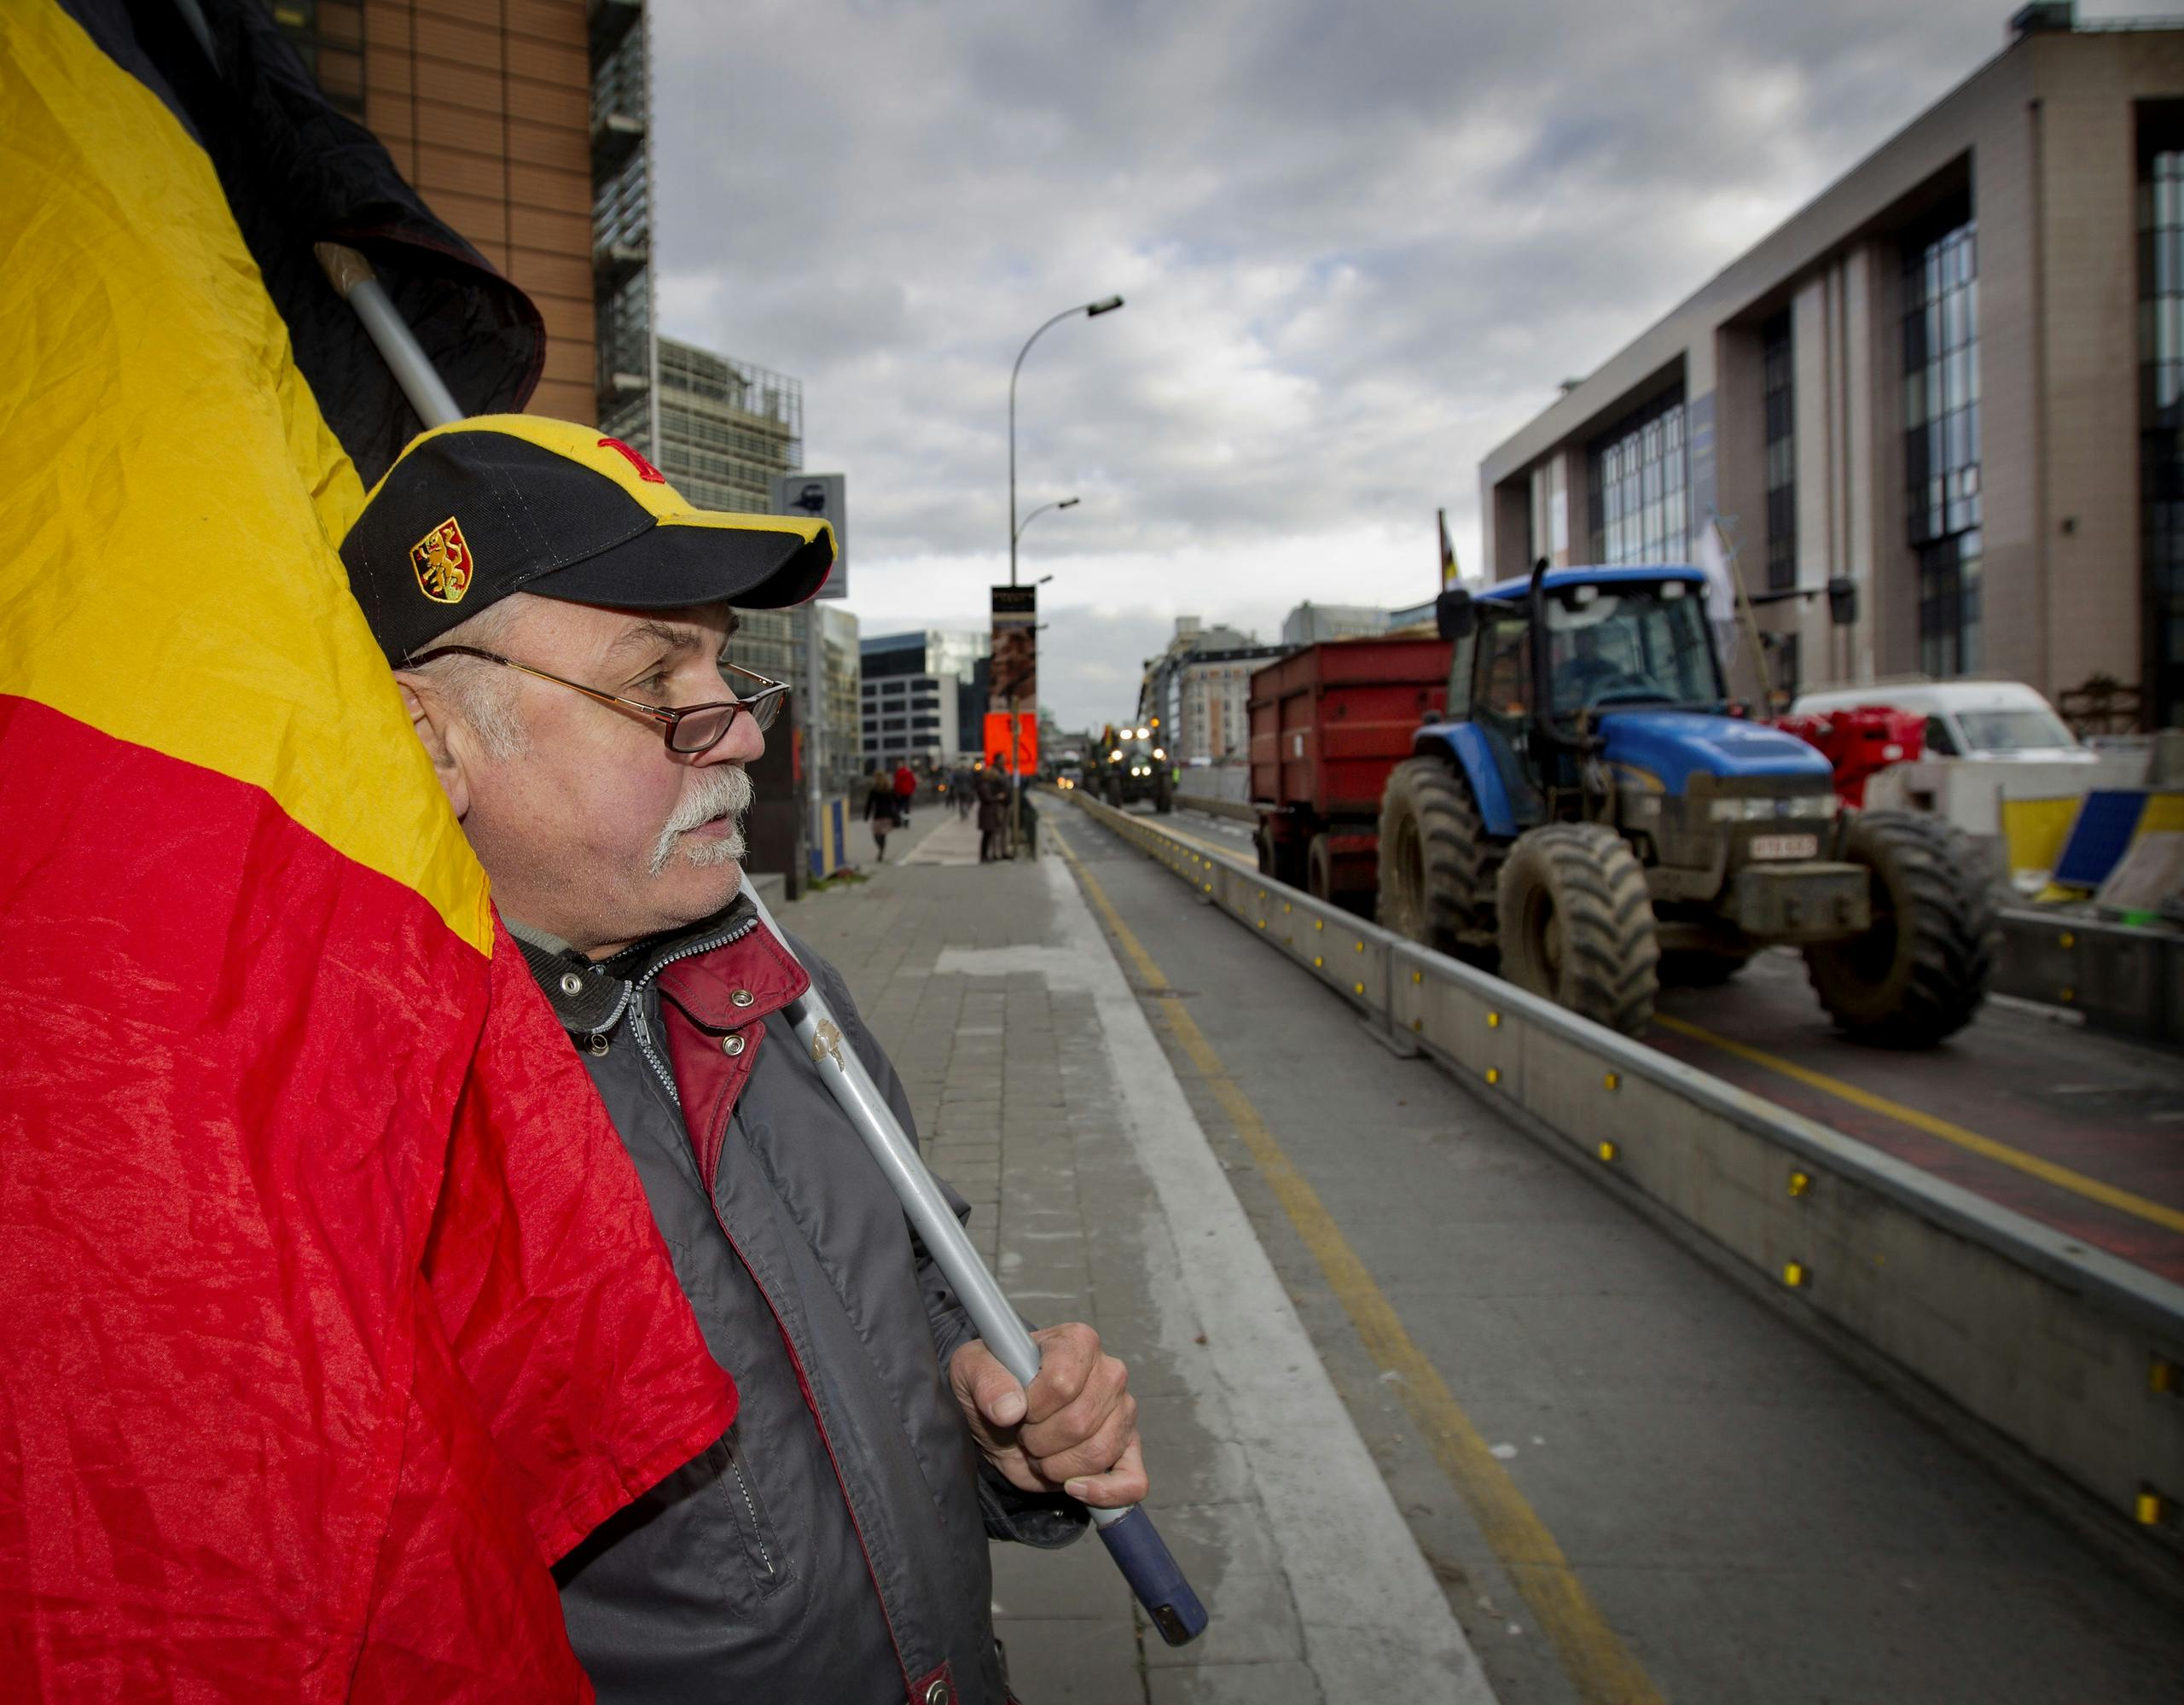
(341, 417, 1144, 1705)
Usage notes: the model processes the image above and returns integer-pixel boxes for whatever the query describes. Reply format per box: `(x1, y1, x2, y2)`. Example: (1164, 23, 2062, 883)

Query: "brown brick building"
(272, 0, 638, 428)
(1480, 3, 2184, 729)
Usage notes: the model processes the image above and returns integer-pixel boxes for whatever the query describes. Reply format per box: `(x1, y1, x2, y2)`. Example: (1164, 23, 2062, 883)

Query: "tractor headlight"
(1709, 794, 1838, 821)
(1152, 748, 1165, 760)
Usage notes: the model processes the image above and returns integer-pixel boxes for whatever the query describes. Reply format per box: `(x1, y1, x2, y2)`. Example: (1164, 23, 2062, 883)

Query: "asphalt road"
(1063, 801, 2184, 1705)
(1161, 804, 2184, 1286)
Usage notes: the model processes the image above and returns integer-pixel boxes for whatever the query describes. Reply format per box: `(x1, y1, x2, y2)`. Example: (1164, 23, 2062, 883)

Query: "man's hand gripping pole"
(741, 883, 1208, 1646)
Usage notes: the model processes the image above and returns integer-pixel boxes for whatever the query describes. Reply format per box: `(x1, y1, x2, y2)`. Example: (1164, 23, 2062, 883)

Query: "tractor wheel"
(1658, 948, 1754, 987)
(1102, 772, 1122, 809)
(1378, 758, 1499, 967)
(1154, 774, 1174, 814)
(1803, 811, 1995, 1046)
(1496, 824, 1659, 1035)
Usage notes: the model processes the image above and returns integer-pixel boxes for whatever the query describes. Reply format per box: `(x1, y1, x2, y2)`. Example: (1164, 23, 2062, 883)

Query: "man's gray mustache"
(650, 766, 753, 876)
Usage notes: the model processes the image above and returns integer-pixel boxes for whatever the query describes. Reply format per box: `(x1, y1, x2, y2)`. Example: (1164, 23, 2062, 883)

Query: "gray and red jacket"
(521, 896, 1083, 1704)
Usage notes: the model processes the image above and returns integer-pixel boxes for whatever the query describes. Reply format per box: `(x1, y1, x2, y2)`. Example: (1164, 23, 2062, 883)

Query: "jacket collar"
(510, 893, 761, 1037)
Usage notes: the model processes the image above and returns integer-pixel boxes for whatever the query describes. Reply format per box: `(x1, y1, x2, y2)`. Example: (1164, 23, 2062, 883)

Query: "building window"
(2142, 109, 2184, 727)
(1903, 211, 1981, 673)
(1587, 388, 1687, 564)
(1762, 312, 1796, 594)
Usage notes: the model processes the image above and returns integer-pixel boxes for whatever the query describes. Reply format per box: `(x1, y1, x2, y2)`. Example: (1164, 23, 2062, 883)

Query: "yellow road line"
(1050, 822, 1663, 1705)
(1654, 1014, 2184, 1236)
(1120, 811, 1241, 862)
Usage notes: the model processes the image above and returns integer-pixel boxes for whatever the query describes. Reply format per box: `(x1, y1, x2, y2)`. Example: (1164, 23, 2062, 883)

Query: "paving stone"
(1141, 1573, 1304, 1669)
(1147, 1662, 1324, 1705)
(994, 1617, 1146, 1704)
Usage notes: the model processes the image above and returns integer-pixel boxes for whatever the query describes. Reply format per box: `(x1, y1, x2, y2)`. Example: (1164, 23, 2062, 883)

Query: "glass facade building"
(1587, 389, 1687, 564)
(2141, 106, 2184, 726)
(1903, 212, 1982, 676)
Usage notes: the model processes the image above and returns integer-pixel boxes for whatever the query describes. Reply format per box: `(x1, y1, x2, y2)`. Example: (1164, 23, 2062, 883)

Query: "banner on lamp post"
(982, 712, 1037, 776)
(990, 584, 1036, 712)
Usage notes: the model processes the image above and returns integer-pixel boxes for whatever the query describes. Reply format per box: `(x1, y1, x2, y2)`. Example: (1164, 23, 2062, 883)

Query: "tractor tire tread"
(1379, 757, 1500, 966)
(1496, 823, 1658, 1035)
(1804, 811, 1995, 1046)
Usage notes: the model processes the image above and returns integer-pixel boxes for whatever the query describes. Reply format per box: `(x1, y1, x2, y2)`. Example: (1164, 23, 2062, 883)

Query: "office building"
(1141, 617, 1284, 762)
(861, 630, 989, 768)
(1479, 3, 2184, 726)
(273, 0, 625, 426)
(1281, 602, 1391, 646)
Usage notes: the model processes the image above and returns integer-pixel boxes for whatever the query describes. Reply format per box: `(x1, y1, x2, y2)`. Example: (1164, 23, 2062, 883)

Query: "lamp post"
(1014, 495, 1081, 548)
(1009, 300, 1121, 588)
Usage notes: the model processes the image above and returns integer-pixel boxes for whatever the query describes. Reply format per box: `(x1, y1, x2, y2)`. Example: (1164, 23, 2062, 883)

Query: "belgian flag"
(0, 2, 735, 1696)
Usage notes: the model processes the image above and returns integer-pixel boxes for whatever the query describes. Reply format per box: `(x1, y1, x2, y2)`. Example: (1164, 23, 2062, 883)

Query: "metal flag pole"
(318, 244, 1210, 1646)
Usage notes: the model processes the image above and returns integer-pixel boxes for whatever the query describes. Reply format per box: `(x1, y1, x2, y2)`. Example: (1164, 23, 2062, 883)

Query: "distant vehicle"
(1790, 678, 2091, 763)
(1054, 765, 1084, 792)
(1097, 722, 1172, 812)
(1374, 563, 1994, 1045)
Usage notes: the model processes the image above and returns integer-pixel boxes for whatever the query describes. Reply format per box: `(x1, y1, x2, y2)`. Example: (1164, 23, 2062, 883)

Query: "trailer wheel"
(1496, 824, 1658, 1035)
(1379, 758, 1499, 967)
(1307, 834, 1336, 904)
(1803, 810, 1995, 1046)
(1256, 822, 1308, 889)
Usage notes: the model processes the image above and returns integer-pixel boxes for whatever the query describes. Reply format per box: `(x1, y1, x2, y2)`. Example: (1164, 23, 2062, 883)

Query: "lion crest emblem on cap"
(410, 516, 473, 603)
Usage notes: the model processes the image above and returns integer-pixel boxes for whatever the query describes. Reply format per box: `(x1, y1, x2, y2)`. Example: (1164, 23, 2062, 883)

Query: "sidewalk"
(782, 805, 1492, 1703)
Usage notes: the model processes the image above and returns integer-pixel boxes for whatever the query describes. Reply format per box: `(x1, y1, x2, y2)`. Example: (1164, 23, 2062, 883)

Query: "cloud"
(651, 0, 2178, 733)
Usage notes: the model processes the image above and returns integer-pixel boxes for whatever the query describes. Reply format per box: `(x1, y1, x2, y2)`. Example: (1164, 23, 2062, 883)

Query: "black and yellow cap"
(340, 414, 835, 664)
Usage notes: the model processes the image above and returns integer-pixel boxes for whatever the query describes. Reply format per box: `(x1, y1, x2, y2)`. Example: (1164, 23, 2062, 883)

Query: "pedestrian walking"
(952, 764, 975, 819)
(863, 766, 902, 861)
(892, 760, 917, 825)
(977, 763, 1011, 864)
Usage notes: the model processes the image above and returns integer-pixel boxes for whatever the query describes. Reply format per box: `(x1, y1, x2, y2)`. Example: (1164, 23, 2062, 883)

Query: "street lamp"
(1014, 495, 1081, 547)
(1009, 298, 1122, 587)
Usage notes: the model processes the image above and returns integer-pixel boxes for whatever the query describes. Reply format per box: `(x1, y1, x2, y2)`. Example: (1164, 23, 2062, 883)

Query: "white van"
(1788, 678, 2090, 763)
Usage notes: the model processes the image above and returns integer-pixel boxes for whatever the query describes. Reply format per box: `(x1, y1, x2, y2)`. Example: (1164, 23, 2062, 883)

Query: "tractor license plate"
(1750, 833, 1820, 861)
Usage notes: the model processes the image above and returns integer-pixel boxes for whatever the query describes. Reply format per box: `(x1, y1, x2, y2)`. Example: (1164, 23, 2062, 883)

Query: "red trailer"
(1249, 637, 1452, 911)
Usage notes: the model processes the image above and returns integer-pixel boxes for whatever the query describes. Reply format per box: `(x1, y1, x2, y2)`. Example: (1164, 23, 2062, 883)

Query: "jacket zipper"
(702, 1178, 917, 1696)
(722, 1437, 776, 1580)
(617, 911, 763, 1109)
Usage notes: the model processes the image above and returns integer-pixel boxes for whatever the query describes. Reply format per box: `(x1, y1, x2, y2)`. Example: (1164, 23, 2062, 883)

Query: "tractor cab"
(1441, 567, 1828, 827)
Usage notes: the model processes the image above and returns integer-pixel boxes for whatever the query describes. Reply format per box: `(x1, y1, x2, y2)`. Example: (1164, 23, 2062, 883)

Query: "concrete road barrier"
(1995, 909, 2184, 1046)
(1069, 792, 2184, 1579)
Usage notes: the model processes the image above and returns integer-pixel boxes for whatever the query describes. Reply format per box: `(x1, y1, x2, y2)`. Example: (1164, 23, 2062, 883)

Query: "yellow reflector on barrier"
(1788, 1172, 1812, 1197)
(1484, 1067, 1500, 1085)
(1603, 1071, 1618, 1091)
(1782, 1262, 1808, 1288)
(1487, 1012, 1501, 1029)
(2135, 1488, 2166, 1526)
(1597, 1141, 1618, 1162)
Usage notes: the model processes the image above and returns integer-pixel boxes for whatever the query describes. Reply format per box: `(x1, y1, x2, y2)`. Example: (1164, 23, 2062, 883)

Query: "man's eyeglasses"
(407, 644, 788, 755)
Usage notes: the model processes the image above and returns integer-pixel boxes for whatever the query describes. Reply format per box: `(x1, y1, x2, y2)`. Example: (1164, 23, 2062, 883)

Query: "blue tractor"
(1376, 562, 1995, 1044)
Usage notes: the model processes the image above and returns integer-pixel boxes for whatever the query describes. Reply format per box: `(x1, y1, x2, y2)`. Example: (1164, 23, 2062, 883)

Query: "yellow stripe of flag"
(0, 1, 491, 951)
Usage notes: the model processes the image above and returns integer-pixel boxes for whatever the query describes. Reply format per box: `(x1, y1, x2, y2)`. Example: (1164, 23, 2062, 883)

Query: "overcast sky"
(653, 0, 2177, 735)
